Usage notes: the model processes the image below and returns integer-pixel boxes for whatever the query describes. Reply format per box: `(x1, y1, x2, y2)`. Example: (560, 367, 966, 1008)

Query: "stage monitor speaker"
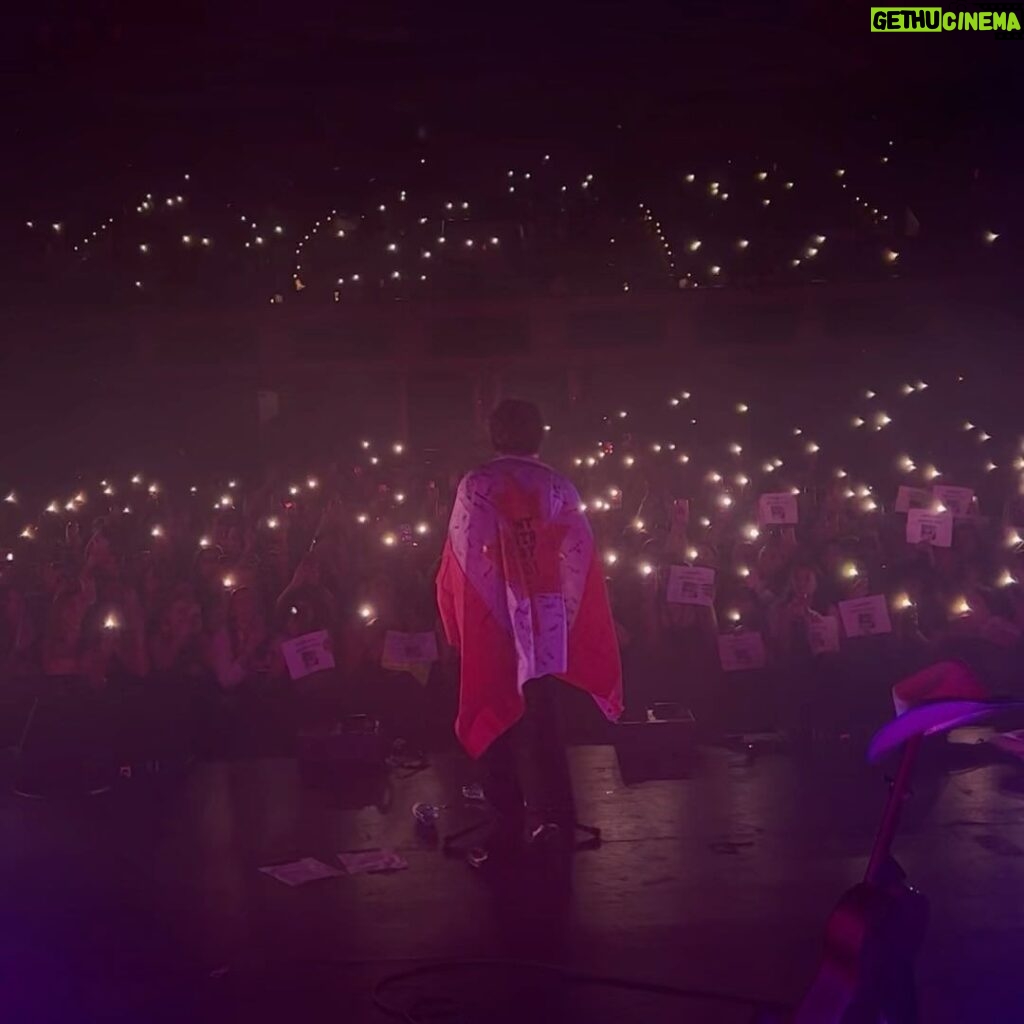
(297, 715, 388, 788)
(614, 703, 696, 783)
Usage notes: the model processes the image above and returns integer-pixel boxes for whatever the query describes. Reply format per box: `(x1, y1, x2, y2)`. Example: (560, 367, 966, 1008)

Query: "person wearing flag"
(436, 398, 623, 858)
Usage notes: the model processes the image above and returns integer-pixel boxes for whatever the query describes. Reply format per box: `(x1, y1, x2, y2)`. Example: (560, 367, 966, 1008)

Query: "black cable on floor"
(371, 958, 791, 1023)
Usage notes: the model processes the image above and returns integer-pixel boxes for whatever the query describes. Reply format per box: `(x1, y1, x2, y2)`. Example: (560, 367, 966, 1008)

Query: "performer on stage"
(436, 398, 623, 858)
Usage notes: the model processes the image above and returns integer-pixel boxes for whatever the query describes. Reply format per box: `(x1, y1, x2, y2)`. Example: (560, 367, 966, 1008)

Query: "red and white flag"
(436, 455, 623, 757)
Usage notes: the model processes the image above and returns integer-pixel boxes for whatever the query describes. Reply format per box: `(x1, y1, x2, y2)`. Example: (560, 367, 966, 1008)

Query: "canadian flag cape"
(436, 455, 623, 758)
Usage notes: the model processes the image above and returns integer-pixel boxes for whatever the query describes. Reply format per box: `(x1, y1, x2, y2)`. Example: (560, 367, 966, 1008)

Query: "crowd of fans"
(2, 370, 1023, 792)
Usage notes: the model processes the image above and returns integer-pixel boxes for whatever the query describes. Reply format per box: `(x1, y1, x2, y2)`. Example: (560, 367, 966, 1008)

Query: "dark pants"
(480, 676, 577, 834)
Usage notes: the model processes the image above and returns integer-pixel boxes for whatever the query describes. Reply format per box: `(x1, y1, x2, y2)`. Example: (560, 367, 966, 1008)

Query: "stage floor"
(2, 735, 1023, 1022)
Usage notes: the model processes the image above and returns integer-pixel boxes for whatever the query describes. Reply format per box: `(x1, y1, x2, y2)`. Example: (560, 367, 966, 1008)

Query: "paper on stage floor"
(259, 857, 344, 886)
(337, 849, 409, 874)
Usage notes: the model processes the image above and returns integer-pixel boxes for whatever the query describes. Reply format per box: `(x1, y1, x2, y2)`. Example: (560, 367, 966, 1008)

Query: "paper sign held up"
(383, 630, 439, 666)
(895, 486, 931, 513)
(808, 615, 840, 655)
(906, 508, 953, 548)
(718, 631, 766, 672)
(758, 492, 798, 526)
(838, 595, 893, 638)
(666, 565, 716, 606)
(282, 630, 335, 681)
(932, 485, 975, 519)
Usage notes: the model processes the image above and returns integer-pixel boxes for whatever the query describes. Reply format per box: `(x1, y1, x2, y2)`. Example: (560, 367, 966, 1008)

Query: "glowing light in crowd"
(199, 536, 211, 548)
(103, 613, 121, 630)
(393, 443, 405, 455)
(737, 565, 750, 578)
(727, 609, 741, 623)
(359, 605, 376, 621)
(4, 492, 15, 504)
(150, 525, 164, 538)
(394, 492, 406, 504)
(266, 517, 280, 529)
(805, 441, 820, 454)
(984, 230, 999, 243)
(893, 593, 913, 611)
(874, 412, 891, 430)
(736, 403, 748, 413)
(952, 596, 972, 616)
(639, 562, 654, 577)
(222, 575, 237, 590)
(632, 518, 645, 531)
(604, 551, 618, 566)
(382, 532, 397, 547)
(998, 570, 1017, 588)
(743, 524, 760, 541)
(415, 522, 430, 535)
(729, 442, 743, 455)
(356, 514, 369, 524)
(307, 477, 319, 489)
(623, 455, 635, 467)
(842, 562, 859, 579)
(717, 494, 733, 508)
(686, 546, 699, 561)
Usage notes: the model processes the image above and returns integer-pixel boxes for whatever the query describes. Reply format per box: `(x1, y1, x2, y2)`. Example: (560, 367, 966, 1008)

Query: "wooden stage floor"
(2, 736, 1023, 1022)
